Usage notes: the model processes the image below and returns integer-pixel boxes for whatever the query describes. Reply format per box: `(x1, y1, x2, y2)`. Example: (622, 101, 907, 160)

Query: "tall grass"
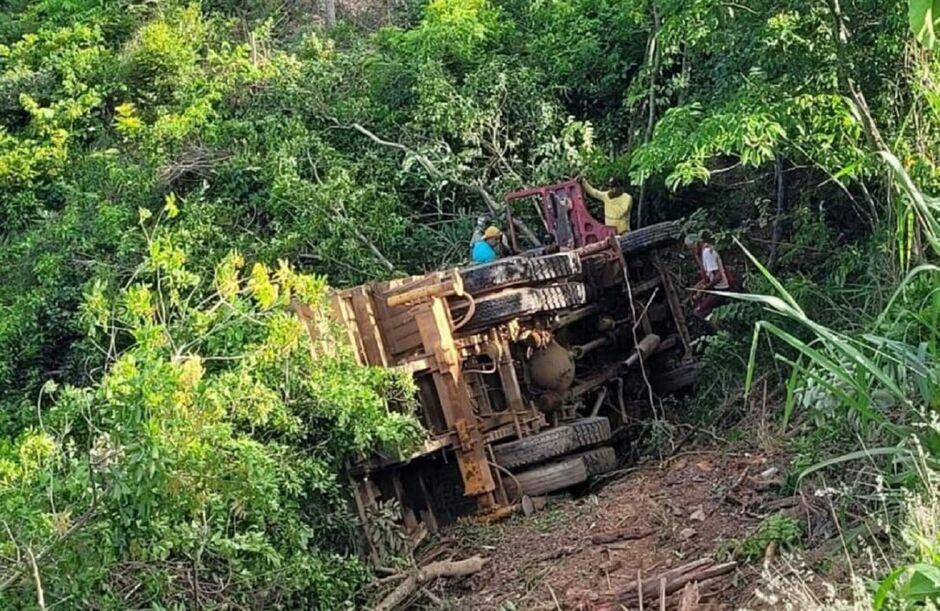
(727, 219, 940, 606)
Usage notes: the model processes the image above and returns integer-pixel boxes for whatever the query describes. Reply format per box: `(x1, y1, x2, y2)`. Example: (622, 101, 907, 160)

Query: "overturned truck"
(326, 180, 696, 550)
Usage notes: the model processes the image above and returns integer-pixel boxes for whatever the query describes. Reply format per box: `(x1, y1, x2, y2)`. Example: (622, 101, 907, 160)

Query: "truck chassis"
(316, 181, 695, 561)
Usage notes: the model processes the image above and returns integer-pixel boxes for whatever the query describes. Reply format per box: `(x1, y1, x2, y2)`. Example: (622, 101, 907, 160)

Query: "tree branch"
(339, 121, 541, 246)
(0, 510, 97, 594)
(374, 556, 487, 611)
(27, 547, 44, 611)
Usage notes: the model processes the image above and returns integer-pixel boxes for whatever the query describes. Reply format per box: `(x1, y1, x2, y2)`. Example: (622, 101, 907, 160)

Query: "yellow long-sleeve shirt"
(583, 181, 633, 234)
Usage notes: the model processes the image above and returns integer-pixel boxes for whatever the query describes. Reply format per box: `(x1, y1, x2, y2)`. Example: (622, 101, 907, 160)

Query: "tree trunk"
(768, 153, 787, 272)
(636, 6, 661, 229)
(324, 0, 336, 27)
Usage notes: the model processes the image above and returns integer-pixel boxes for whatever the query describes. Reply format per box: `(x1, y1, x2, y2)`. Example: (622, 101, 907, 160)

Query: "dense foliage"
(0, 0, 937, 607)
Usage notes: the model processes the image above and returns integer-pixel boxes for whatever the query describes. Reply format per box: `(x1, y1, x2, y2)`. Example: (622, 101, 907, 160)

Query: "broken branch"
(374, 556, 487, 611)
(589, 528, 656, 546)
(340, 121, 541, 245)
(602, 560, 738, 609)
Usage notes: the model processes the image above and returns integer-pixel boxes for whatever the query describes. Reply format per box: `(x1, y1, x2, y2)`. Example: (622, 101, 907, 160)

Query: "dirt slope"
(435, 447, 791, 610)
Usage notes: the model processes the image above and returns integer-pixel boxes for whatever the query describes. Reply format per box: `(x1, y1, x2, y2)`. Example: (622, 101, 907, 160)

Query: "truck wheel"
(619, 221, 681, 257)
(461, 284, 587, 332)
(568, 416, 612, 448)
(492, 426, 573, 470)
(572, 446, 618, 476)
(651, 362, 701, 395)
(505, 456, 588, 497)
(460, 252, 581, 295)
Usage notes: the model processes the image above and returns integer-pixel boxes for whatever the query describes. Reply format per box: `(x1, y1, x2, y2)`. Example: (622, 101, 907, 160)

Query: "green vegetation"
(0, 0, 937, 608)
(722, 514, 804, 562)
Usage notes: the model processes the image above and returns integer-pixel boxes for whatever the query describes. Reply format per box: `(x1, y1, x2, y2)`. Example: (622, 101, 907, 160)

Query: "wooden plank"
(349, 436, 453, 473)
(374, 273, 430, 294)
(381, 272, 444, 297)
(331, 293, 367, 366)
(391, 472, 418, 531)
(387, 317, 421, 341)
(388, 326, 423, 357)
(416, 472, 440, 534)
(391, 355, 433, 375)
(349, 286, 389, 367)
(384, 307, 422, 329)
(350, 477, 382, 566)
(652, 252, 693, 355)
(630, 275, 661, 294)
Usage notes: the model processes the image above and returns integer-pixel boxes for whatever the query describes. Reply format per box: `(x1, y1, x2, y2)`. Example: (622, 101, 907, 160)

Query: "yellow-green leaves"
(81, 279, 111, 331)
(115, 101, 143, 136)
(215, 251, 245, 300)
(164, 193, 179, 219)
(145, 236, 199, 297)
(248, 263, 279, 310)
(123, 284, 154, 325)
(176, 355, 204, 391)
(17, 431, 57, 473)
(910, 0, 940, 49)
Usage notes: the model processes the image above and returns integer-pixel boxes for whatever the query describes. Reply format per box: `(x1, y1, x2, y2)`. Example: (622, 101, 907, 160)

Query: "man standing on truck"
(582, 177, 633, 234)
(685, 233, 734, 319)
(471, 225, 503, 264)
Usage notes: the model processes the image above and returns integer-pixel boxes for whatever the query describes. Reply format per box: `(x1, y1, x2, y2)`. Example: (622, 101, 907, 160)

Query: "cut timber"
(589, 527, 655, 545)
(602, 560, 737, 609)
(374, 556, 488, 611)
(348, 286, 389, 366)
(565, 558, 737, 610)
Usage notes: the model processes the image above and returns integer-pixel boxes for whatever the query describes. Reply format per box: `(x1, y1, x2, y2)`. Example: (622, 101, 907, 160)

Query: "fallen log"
(533, 545, 581, 563)
(602, 561, 738, 609)
(566, 558, 737, 609)
(589, 528, 655, 545)
(566, 558, 712, 607)
(374, 556, 488, 611)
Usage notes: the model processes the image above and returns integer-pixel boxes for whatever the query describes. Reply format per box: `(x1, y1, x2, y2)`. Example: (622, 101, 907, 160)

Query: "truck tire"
(492, 426, 573, 470)
(461, 284, 587, 332)
(505, 456, 588, 497)
(619, 221, 681, 257)
(568, 416, 612, 448)
(572, 446, 618, 476)
(651, 362, 701, 395)
(460, 252, 581, 295)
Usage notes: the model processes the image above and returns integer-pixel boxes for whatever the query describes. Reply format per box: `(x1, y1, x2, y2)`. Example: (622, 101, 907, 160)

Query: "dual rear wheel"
(494, 417, 618, 498)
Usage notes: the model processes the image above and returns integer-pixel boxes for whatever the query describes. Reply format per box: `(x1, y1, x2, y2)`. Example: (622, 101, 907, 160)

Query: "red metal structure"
(504, 179, 616, 250)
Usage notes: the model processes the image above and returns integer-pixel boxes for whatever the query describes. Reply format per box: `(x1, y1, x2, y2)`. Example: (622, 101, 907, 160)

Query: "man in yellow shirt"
(582, 177, 633, 234)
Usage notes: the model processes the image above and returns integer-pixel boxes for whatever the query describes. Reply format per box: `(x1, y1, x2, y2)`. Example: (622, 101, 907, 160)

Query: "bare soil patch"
(434, 446, 793, 610)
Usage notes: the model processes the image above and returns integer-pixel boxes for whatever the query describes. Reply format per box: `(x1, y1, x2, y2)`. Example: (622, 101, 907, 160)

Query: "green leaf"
(872, 565, 906, 609)
(901, 564, 940, 601)
(798, 446, 913, 483)
(910, 0, 940, 49)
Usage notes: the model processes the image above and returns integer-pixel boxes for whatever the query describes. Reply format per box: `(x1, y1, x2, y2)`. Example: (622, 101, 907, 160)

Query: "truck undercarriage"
(316, 180, 697, 562)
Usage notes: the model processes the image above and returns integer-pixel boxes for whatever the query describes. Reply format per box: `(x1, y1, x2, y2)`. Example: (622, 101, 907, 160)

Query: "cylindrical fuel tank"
(526, 339, 575, 391)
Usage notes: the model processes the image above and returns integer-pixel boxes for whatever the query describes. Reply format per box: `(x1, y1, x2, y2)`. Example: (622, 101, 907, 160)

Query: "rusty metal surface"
(504, 179, 616, 250)
(414, 299, 496, 503)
